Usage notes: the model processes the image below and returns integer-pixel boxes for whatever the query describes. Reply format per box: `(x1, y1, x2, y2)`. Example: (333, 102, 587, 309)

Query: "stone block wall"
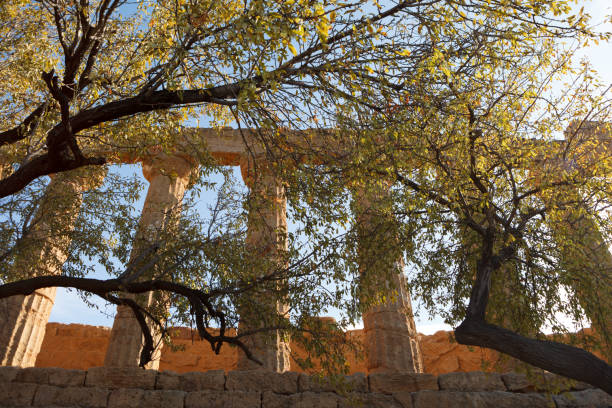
(35, 323, 507, 374)
(1, 366, 611, 408)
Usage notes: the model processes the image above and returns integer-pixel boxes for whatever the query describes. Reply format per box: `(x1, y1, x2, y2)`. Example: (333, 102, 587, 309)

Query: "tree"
(1, 0, 611, 392)
(284, 21, 612, 390)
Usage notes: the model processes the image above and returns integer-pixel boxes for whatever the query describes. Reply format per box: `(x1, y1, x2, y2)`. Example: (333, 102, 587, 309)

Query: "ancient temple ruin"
(1, 123, 611, 376)
(0, 128, 423, 373)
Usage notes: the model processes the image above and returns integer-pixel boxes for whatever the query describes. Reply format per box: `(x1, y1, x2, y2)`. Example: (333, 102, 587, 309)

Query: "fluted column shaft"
(0, 167, 105, 367)
(354, 185, 423, 373)
(104, 155, 193, 369)
(236, 160, 290, 372)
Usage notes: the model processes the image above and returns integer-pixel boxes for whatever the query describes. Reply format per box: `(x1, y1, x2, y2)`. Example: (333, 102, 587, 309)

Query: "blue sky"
(48, 0, 612, 335)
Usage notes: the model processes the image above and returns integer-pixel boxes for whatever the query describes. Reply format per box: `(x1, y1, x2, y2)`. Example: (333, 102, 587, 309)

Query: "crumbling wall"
(35, 323, 506, 374)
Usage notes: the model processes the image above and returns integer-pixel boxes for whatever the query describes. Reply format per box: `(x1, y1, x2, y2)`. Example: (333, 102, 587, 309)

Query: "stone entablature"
(1, 366, 611, 408)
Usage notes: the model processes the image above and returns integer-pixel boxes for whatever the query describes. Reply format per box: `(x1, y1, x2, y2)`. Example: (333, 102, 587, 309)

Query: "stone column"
(103, 154, 193, 369)
(551, 194, 612, 361)
(235, 159, 291, 372)
(0, 167, 106, 367)
(354, 184, 423, 373)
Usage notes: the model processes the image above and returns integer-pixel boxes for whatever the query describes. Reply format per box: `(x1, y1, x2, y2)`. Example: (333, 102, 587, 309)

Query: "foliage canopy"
(0, 0, 611, 392)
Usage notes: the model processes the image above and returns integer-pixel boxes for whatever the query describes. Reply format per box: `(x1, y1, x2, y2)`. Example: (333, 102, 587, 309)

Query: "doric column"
(354, 184, 423, 373)
(104, 154, 193, 369)
(549, 192, 612, 361)
(235, 159, 290, 372)
(0, 167, 106, 367)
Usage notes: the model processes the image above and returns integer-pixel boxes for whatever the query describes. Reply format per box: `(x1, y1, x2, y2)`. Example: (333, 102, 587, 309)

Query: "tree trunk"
(455, 318, 612, 395)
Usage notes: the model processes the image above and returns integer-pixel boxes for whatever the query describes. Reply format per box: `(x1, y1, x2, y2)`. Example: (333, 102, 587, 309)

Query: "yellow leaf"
(288, 43, 298, 56)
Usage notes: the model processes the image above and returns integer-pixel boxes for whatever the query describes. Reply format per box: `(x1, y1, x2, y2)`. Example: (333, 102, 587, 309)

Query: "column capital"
(48, 165, 107, 192)
(239, 156, 278, 189)
(141, 153, 195, 183)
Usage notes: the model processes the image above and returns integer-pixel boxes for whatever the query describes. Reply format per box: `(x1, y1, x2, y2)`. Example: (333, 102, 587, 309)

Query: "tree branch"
(455, 318, 612, 395)
(0, 275, 264, 367)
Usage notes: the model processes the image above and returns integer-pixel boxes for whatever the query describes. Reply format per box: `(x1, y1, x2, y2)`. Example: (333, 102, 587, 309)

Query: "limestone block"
(156, 370, 181, 389)
(553, 389, 612, 407)
(12, 366, 82, 387)
(50, 368, 86, 387)
(184, 390, 260, 408)
(15, 367, 51, 384)
(85, 366, 157, 389)
(502, 372, 592, 394)
(33, 384, 109, 408)
(108, 388, 145, 408)
(156, 370, 225, 391)
(298, 372, 367, 393)
(534, 373, 593, 393)
(412, 390, 549, 408)
(262, 391, 338, 408)
(0, 382, 38, 406)
(500, 373, 534, 393)
(339, 392, 403, 408)
(0, 366, 19, 383)
(391, 391, 414, 408)
(293, 391, 338, 408)
(369, 373, 439, 394)
(142, 390, 186, 408)
(226, 370, 298, 394)
(180, 370, 226, 391)
(262, 391, 290, 408)
(107, 388, 186, 408)
(438, 372, 505, 391)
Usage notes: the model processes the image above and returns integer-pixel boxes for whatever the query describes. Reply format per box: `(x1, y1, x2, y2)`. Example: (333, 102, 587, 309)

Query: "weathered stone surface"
(141, 390, 186, 408)
(339, 392, 403, 408)
(156, 370, 225, 391)
(184, 390, 260, 408)
(412, 390, 550, 408)
(356, 188, 423, 374)
(500, 373, 534, 392)
(1, 170, 103, 369)
(418, 331, 510, 376)
(553, 389, 612, 407)
(108, 388, 145, 408)
(438, 372, 505, 391)
(37, 321, 606, 378)
(294, 391, 338, 408)
(262, 391, 290, 408)
(181, 370, 226, 391)
(369, 373, 438, 394)
(236, 164, 291, 372)
(49, 368, 87, 387)
(15, 367, 52, 384)
(0, 366, 20, 383)
(263, 391, 338, 408)
(226, 370, 298, 394)
(155, 370, 181, 390)
(105, 388, 186, 408)
(0, 382, 38, 406)
(535, 373, 593, 393)
(104, 156, 193, 370)
(391, 391, 414, 408)
(501, 372, 593, 394)
(85, 366, 157, 389)
(298, 372, 367, 393)
(33, 384, 109, 408)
